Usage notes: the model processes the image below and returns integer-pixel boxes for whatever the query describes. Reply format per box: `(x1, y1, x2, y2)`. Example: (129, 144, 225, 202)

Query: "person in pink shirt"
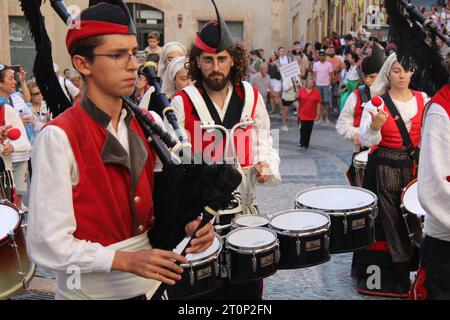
(313, 49, 333, 124)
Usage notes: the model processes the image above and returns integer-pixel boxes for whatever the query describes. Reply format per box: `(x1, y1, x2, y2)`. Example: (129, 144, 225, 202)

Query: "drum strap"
(381, 93, 420, 162)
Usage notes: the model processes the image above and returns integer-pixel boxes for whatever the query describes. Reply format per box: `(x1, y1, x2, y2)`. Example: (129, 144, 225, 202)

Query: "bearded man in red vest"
(26, 1, 214, 300)
(169, 1, 280, 300)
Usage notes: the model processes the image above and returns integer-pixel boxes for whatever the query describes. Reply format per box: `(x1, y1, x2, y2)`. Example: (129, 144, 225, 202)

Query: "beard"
(203, 72, 230, 91)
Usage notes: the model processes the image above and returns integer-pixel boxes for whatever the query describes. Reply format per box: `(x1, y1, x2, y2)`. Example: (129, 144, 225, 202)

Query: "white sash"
(55, 232, 159, 300)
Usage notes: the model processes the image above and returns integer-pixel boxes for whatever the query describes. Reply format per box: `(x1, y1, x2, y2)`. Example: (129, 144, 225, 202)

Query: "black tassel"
(19, 0, 72, 117)
(386, 0, 448, 97)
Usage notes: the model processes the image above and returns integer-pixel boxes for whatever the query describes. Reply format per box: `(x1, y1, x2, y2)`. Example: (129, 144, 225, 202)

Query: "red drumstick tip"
(7, 128, 21, 140)
(371, 96, 383, 107)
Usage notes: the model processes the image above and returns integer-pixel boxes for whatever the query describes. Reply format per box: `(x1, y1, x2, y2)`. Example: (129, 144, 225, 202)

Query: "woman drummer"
(355, 53, 429, 298)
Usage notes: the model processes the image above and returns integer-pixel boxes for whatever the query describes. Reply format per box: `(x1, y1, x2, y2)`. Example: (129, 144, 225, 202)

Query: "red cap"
(7, 128, 21, 141)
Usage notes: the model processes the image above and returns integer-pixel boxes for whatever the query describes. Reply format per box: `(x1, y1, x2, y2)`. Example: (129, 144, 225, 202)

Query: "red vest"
(50, 103, 155, 246)
(353, 90, 364, 127)
(428, 84, 450, 120)
(428, 84, 450, 182)
(378, 91, 425, 150)
(178, 84, 258, 168)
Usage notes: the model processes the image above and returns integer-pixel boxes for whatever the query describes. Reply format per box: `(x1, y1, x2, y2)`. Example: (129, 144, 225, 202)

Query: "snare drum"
(167, 234, 222, 299)
(269, 210, 331, 269)
(0, 201, 35, 299)
(231, 215, 269, 229)
(353, 150, 370, 188)
(401, 179, 426, 247)
(295, 186, 378, 253)
(225, 227, 279, 283)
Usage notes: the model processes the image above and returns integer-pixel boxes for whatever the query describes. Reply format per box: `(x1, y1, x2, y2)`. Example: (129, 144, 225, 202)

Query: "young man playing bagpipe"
(25, 1, 216, 300)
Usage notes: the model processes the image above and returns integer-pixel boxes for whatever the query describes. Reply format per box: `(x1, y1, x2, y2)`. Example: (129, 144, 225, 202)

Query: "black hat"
(67, 1, 136, 51)
(361, 43, 385, 75)
(194, 0, 234, 53)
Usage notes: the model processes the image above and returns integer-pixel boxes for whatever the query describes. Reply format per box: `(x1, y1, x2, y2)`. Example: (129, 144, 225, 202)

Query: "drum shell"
(276, 230, 330, 269)
(231, 215, 269, 229)
(295, 186, 378, 254)
(167, 258, 222, 300)
(0, 203, 35, 299)
(327, 209, 375, 253)
(225, 244, 278, 283)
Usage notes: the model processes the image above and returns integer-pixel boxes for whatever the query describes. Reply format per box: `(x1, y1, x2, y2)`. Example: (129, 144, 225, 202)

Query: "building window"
(198, 20, 244, 41)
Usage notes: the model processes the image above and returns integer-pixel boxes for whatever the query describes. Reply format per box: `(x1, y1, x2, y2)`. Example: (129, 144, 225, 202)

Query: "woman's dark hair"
(314, 42, 322, 51)
(250, 49, 262, 59)
(0, 65, 13, 83)
(187, 42, 248, 85)
(344, 59, 351, 71)
(349, 52, 359, 63)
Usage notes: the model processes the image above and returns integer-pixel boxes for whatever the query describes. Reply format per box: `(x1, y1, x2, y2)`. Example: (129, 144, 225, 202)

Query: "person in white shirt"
(410, 81, 450, 300)
(355, 53, 429, 298)
(0, 64, 32, 202)
(54, 63, 80, 104)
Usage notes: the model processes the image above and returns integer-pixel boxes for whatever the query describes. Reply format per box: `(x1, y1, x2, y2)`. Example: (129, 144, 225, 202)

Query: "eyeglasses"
(89, 52, 138, 69)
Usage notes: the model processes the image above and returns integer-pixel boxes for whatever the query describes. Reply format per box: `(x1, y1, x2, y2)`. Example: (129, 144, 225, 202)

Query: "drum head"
(227, 228, 276, 249)
(403, 182, 427, 217)
(270, 210, 329, 232)
(296, 186, 376, 211)
(354, 150, 370, 164)
(0, 203, 19, 240)
(233, 215, 268, 228)
(185, 235, 221, 262)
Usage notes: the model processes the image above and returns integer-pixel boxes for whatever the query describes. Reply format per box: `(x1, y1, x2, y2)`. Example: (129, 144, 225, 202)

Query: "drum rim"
(295, 185, 378, 215)
(225, 227, 278, 253)
(0, 200, 23, 245)
(231, 214, 269, 229)
(181, 234, 223, 268)
(0, 263, 36, 300)
(269, 209, 331, 237)
(401, 178, 426, 217)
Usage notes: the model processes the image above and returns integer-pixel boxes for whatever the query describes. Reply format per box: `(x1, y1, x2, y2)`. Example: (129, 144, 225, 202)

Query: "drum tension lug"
(189, 265, 195, 286)
(226, 251, 231, 279)
(343, 215, 348, 234)
(296, 238, 301, 256)
(275, 241, 280, 264)
(252, 252, 257, 273)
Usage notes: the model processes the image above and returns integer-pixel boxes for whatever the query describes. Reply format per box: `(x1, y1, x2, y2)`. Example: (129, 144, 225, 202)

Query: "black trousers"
(299, 120, 314, 148)
(411, 236, 450, 300)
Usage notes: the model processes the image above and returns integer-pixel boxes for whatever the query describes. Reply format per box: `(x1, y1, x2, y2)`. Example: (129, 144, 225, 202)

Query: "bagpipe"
(386, 0, 449, 97)
(19, 0, 242, 299)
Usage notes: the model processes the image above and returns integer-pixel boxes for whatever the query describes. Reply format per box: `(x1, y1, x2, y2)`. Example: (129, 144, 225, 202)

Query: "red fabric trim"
(428, 84, 450, 119)
(66, 20, 129, 51)
(447, 176, 450, 182)
(194, 34, 217, 54)
(357, 288, 409, 298)
(0, 102, 5, 127)
(366, 241, 389, 252)
(353, 89, 363, 127)
(410, 267, 428, 300)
